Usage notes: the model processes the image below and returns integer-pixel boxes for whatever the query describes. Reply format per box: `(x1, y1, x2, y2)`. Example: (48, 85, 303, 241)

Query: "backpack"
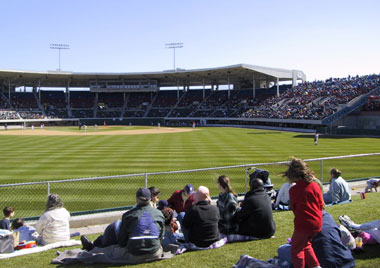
(0, 233, 15, 253)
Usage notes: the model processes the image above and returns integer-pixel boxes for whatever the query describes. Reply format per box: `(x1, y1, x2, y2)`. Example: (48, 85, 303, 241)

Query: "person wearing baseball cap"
(81, 188, 160, 253)
(167, 184, 195, 214)
(117, 188, 165, 263)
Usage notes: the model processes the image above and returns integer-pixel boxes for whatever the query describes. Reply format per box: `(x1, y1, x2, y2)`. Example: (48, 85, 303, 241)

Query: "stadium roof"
(0, 64, 306, 89)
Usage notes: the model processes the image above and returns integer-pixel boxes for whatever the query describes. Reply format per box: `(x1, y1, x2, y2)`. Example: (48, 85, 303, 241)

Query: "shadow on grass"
(56, 262, 149, 267)
(247, 132, 283, 135)
(293, 134, 380, 139)
(57, 265, 125, 268)
(353, 244, 380, 260)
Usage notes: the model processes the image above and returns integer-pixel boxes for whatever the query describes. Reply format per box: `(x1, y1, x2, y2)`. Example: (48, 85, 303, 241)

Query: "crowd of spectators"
(363, 94, 380, 111)
(0, 110, 20, 120)
(1, 75, 379, 121)
(18, 110, 45, 119)
(242, 74, 380, 120)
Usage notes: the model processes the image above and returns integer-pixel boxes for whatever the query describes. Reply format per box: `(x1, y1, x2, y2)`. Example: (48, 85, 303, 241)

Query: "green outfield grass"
(0, 126, 380, 217)
(1, 193, 380, 268)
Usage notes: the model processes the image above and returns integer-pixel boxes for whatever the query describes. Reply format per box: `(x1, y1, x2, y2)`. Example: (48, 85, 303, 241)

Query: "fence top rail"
(1, 152, 379, 187)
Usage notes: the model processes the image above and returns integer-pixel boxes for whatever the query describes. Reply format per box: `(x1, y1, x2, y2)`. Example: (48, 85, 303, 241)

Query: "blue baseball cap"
(184, 184, 195, 194)
(136, 188, 151, 201)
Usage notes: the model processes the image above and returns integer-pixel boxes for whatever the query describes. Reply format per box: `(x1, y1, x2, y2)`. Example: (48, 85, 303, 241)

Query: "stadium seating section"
(1, 74, 379, 120)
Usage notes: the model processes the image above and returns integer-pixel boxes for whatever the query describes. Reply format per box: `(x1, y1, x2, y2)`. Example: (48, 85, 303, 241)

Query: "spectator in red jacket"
(283, 157, 324, 268)
(167, 184, 195, 214)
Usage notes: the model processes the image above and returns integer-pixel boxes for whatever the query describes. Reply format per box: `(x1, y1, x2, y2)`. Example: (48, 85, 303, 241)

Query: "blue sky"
(0, 0, 379, 81)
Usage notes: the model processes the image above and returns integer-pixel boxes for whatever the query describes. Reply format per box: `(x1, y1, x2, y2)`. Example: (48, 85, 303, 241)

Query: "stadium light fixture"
(165, 42, 183, 71)
(50, 43, 70, 71)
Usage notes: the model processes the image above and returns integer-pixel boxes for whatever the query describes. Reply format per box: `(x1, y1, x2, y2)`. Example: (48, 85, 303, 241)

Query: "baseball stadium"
(1, 63, 380, 267)
(1, 1, 380, 267)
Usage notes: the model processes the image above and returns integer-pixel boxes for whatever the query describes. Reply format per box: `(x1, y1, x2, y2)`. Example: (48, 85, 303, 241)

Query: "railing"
(1, 152, 379, 219)
(322, 86, 380, 125)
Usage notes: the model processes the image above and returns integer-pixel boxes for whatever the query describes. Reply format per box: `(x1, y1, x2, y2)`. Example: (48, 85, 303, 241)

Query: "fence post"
(244, 167, 248, 193)
(144, 173, 148, 188)
(320, 160, 324, 182)
(47, 182, 50, 197)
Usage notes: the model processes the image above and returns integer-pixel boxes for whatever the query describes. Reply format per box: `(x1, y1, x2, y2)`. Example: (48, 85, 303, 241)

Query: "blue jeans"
(177, 212, 189, 242)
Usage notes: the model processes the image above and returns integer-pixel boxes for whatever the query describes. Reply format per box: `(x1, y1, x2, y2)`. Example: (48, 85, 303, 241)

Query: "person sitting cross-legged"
(35, 194, 70, 245)
(167, 184, 195, 214)
(323, 168, 351, 205)
(181, 186, 221, 247)
(117, 188, 165, 263)
(234, 178, 276, 238)
(216, 175, 239, 234)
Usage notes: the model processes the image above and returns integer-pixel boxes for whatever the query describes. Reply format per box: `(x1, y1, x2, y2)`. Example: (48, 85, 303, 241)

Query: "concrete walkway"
(67, 180, 370, 237)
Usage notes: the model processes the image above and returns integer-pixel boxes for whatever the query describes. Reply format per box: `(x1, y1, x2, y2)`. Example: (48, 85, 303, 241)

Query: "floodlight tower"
(165, 42, 183, 71)
(50, 43, 70, 71)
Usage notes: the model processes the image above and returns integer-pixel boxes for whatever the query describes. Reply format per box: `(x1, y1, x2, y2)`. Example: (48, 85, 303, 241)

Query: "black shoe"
(80, 235, 94, 251)
(163, 244, 179, 254)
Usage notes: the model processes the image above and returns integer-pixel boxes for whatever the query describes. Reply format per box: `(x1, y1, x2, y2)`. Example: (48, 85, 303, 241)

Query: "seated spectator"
(216, 175, 239, 234)
(323, 168, 351, 204)
(365, 178, 380, 193)
(157, 200, 169, 211)
(167, 184, 195, 214)
(118, 188, 164, 263)
(161, 207, 182, 248)
(278, 211, 355, 268)
(149, 186, 160, 208)
(35, 194, 70, 245)
(0, 206, 14, 230)
(11, 218, 39, 243)
(80, 220, 121, 251)
(181, 186, 220, 247)
(235, 178, 276, 238)
(339, 215, 380, 244)
(273, 182, 294, 210)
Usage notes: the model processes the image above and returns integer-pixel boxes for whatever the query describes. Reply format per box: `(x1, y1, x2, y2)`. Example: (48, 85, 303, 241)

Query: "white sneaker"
(339, 215, 354, 229)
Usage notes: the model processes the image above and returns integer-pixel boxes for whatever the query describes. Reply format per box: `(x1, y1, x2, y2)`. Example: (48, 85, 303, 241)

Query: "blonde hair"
(283, 157, 315, 183)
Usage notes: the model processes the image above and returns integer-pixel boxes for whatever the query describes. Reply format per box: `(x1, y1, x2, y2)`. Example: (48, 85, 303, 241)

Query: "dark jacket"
(118, 203, 164, 256)
(312, 211, 355, 268)
(182, 200, 220, 247)
(235, 187, 276, 238)
(0, 218, 10, 230)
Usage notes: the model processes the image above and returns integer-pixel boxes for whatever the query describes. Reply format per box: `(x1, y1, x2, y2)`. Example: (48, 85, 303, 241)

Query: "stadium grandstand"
(1, 64, 380, 134)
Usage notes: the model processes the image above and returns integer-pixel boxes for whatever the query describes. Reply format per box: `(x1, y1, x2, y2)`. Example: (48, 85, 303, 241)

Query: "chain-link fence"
(1, 153, 379, 219)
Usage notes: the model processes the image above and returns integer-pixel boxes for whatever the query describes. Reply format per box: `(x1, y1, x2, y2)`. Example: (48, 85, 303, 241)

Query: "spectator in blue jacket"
(323, 168, 351, 205)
